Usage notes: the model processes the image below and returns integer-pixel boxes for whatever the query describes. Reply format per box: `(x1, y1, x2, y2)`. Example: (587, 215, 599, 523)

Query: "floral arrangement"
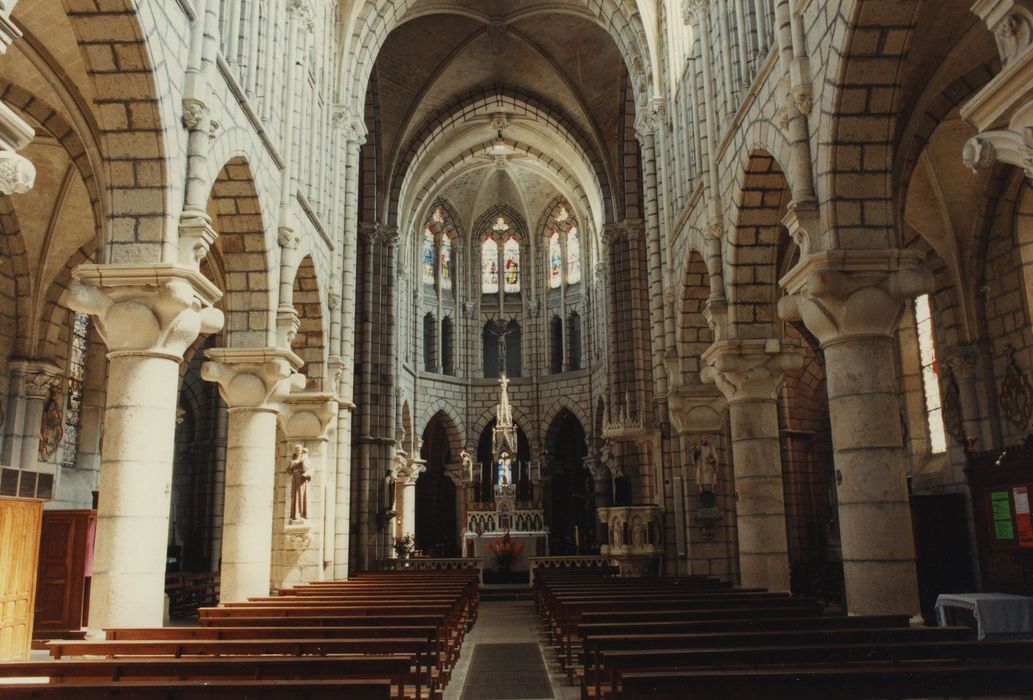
(486, 531, 524, 572)
(393, 534, 414, 559)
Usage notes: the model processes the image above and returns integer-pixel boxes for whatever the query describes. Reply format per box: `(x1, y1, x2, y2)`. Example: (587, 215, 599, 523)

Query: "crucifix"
(495, 321, 518, 375)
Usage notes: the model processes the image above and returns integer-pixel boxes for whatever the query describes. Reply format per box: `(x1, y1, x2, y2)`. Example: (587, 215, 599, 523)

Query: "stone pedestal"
(598, 504, 663, 577)
(702, 339, 802, 592)
(200, 347, 305, 604)
(68, 264, 223, 630)
(780, 249, 932, 616)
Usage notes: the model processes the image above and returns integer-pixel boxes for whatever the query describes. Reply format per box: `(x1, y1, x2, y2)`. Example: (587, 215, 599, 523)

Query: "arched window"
(481, 238, 499, 294)
(421, 229, 436, 286)
(440, 235, 453, 291)
(59, 312, 90, 467)
(550, 316, 564, 374)
(566, 225, 581, 286)
(914, 294, 946, 454)
(503, 236, 520, 293)
(441, 317, 455, 376)
(567, 311, 582, 370)
(423, 313, 437, 372)
(548, 231, 562, 289)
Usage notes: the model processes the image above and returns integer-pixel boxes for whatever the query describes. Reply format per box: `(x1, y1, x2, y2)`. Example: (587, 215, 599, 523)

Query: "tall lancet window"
(915, 294, 947, 454)
(481, 237, 499, 294)
(566, 225, 581, 285)
(421, 228, 436, 286)
(548, 231, 562, 289)
(440, 235, 453, 290)
(59, 312, 90, 467)
(503, 236, 521, 293)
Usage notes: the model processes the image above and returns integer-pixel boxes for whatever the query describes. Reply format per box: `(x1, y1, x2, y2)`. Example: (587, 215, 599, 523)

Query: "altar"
(459, 375, 549, 571)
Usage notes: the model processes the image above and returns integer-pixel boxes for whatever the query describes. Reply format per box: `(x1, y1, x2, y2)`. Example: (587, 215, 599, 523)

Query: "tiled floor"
(446, 601, 579, 700)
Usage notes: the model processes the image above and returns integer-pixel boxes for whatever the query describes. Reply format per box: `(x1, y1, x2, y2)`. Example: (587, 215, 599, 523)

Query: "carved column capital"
(279, 391, 339, 442)
(602, 223, 625, 245)
(9, 360, 62, 398)
(683, 0, 710, 25)
(778, 249, 933, 346)
(67, 264, 224, 359)
(701, 338, 804, 403)
(0, 101, 35, 195)
(201, 347, 305, 411)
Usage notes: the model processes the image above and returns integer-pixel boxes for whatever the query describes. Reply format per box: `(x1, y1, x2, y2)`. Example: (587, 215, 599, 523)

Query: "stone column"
(393, 458, 425, 544)
(6, 360, 62, 469)
(200, 347, 305, 603)
(446, 462, 471, 551)
(780, 249, 931, 616)
(67, 264, 223, 630)
(278, 392, 338, 587)
(702, 339, 802, 592)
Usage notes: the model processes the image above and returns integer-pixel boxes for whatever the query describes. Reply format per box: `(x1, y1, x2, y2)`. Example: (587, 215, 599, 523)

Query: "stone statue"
(460, 448, 474, 482)
(288, 444, 312, 520)
(693, 434, 719, 508)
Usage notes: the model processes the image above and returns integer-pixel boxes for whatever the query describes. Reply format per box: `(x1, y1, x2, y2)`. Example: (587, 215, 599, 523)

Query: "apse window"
(914, 294, 947, 454)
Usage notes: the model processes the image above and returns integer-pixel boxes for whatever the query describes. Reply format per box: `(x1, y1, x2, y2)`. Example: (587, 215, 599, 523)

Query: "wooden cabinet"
(0, 496, 43, 660)
(34, 509, 96, 637)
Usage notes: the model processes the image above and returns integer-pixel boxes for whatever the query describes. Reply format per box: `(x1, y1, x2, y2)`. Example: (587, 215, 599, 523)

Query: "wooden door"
(34, 510, 94, 635)
(0, 496, 43, 660)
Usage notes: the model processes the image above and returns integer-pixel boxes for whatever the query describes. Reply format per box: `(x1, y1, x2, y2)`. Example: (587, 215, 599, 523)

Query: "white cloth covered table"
(935, 593, 1033, 639)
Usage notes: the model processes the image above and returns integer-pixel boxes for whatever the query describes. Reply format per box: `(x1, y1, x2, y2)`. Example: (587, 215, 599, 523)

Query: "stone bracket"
(701, 338, 804, 403)
(667, 383, 727, 434)
(201, 346, 305, 410)
(280, 391, 339, 442)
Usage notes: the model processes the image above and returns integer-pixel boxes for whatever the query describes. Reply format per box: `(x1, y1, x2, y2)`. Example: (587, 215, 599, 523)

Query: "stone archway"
(416, 412, 458, 557)
(543, 409, 591, 555)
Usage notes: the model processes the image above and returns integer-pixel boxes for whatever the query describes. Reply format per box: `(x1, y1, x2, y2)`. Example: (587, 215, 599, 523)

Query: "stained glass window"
(503, 236, 520, 293)
(914, 294, 946, 454)
(440, 235, 453, 290)
(549, 231, 562, 289)
(566, 225, 581, 285)
(481, 237, 499, 293)
(421, 229, 435, 286)
(59, 312, 90, 467)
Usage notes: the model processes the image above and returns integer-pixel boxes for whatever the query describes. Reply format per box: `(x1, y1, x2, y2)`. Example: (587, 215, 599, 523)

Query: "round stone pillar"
(702, 338, 802, 592)
(201, 347, 305, 603)
(780, 249, 932, 617)
(67, 264, 224, 630)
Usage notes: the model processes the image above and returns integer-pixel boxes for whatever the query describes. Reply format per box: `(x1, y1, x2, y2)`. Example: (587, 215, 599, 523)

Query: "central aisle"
(447, 600, 579, 700)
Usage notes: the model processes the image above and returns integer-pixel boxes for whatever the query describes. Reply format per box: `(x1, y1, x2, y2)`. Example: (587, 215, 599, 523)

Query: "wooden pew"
(618, 666, 1033, 700)
(0, 657, 411, 700)
(0, 679, 391, 700)
(593, 637, 1033, 699)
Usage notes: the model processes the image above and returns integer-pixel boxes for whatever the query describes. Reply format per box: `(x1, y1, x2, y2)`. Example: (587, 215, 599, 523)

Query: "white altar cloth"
(935, 593, 1033, 639)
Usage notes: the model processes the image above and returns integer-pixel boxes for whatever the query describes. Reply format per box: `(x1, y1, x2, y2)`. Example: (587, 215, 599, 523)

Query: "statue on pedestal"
(288, 444, 312, 520)
(497, 450, 513, 486)
(460, 448, 474, 483)
(693, 434, 719, 508)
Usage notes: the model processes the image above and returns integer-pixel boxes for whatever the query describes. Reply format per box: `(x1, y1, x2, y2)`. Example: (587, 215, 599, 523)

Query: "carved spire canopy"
(492, 373, 518, 460)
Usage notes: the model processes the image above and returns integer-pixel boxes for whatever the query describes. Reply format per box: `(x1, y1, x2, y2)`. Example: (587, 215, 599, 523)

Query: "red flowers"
(486, 531, 525, 571)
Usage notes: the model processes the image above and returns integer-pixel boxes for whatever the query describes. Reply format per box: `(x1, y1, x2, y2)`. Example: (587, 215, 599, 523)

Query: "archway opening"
(416, 414, 458, 557)
(544, 410, 591, 555)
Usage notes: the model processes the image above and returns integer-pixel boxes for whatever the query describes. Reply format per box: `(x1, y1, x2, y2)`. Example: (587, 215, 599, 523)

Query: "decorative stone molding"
(67, 264, 224, 358)
(975, 0, 1033, 66)
(10, 360, 62, 400)
(962, 2, 1033, 176)
(201, 347, 305, 411)
(0, 101, 35, 195)
(286, 0, 315, 32)
(280, 391, 338, 442)
(701, 339, 803, 403)
(667, 383, 727, 434)
(181, 99, 206, 130)
(778, 250, 933, 345)
(634, 97, 665, 142)
(177, 212, 218, 268)
(0, 1, 22, 54)
(702, 298, 728, 342)
(392, 454, 426, 486)
(682, 0, 710, 25)
(782, 199, 820, 256)
(359, 222, 379, 245)
(276, 305, 300, 350)
(277, 226, 301, 250)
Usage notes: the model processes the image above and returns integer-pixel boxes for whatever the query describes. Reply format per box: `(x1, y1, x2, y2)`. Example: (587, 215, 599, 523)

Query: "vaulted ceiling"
(366, 6, 632, 251)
